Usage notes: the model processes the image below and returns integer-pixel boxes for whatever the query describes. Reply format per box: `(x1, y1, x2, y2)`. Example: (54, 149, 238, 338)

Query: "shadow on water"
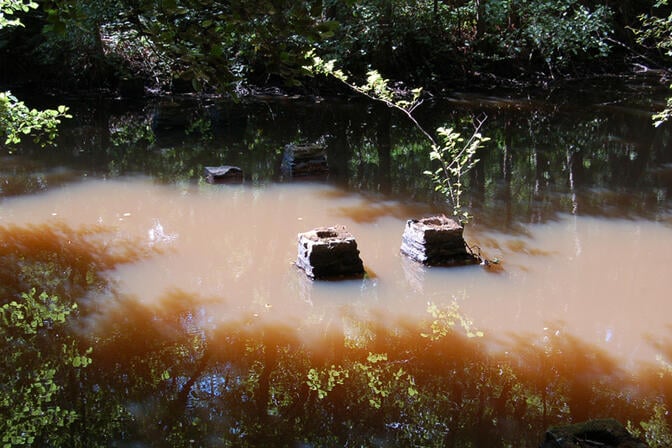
(2, 83, 672, 445)
(68, 293, 672, 446)
(0, 222, 151, 304)
(1, 221, 672, 446)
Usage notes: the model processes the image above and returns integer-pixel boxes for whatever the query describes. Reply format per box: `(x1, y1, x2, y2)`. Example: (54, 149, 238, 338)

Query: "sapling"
(305, 51, 488, 223)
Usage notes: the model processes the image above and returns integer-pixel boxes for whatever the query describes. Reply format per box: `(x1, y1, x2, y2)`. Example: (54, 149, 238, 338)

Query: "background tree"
(9, 0, 336, 92)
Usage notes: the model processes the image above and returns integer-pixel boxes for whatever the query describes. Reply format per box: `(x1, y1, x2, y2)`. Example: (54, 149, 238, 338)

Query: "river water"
(1, 82, 672, 445)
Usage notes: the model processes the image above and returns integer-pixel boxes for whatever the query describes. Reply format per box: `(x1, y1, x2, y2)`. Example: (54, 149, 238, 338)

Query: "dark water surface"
(1, 82, 672, 446)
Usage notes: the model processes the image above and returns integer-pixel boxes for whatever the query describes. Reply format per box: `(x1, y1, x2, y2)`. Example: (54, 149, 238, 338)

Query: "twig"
(605, 36, 671, 74)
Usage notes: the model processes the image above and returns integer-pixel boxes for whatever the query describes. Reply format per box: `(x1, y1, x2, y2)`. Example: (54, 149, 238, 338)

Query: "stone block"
(204, 165, 243, 184)
(400, 215, 479, 266)
(296, 225, 365, 279)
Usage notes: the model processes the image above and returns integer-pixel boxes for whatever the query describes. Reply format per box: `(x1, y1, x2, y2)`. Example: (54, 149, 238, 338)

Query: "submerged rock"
(400, 215, 479, 266)
(281, 142, 329, 177)
(541, 419, 648, 448)
(296, 225, 365, 279)
(204, 166, 243, 184)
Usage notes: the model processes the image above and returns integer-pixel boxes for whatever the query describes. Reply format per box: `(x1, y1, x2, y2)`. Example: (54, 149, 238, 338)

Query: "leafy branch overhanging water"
(0, 0, 71, 150)
(305, 51, 489, 223)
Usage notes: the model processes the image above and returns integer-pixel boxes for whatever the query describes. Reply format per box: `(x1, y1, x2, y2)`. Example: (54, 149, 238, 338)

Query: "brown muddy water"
(1, 178, 670, 370)
(2, 87, 672, 445)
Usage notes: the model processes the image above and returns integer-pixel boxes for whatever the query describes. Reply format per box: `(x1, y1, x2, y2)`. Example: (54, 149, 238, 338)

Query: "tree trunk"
(376, 0, 394, 75)
(475, 0, 486, 39)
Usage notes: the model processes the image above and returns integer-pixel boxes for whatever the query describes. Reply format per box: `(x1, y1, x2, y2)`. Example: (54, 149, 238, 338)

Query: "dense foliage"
(0, 0, 70, 148)
(0, 0, 668, 93)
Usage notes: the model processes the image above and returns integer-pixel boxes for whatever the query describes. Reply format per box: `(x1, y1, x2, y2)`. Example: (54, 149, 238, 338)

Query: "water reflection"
(1, 190, 672, 444)
(2, 87, 672, 444)
(2, 90, 671, 225)
(1, 179, 670, 368)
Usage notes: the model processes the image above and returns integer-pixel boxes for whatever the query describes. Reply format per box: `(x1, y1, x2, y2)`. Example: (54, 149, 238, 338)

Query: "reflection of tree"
(376, 105, 392, 194)
(0, 223, 146, 302)
(7, 95, 670, 225)
(0, 288, 84, 446)
(69, 295, 672, 446)
(0, 223, 148, 445)
(469, 104, 670, 230)
(4, 93, 672, 445)
(1, 220, 672, 447)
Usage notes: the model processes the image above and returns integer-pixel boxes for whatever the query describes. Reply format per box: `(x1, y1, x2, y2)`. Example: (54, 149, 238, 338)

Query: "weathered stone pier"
(400, 215, 479, 266)
(204, 165, 243, 184)
(296, 225, 365, 279)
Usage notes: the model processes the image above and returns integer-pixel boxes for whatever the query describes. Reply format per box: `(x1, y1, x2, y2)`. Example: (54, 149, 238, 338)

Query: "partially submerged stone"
(281, 142, 329, 177)
(204, 165, 243, 184)
(400, 215, 479, 266)
(296, 225, 365, 279)
(540, 419, 648, 448)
